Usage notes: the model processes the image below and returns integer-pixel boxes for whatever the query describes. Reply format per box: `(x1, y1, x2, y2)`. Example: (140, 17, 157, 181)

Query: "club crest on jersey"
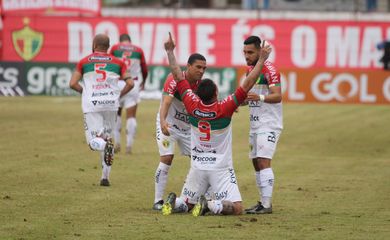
(12, 18, 44, 61)
(162, 140, 170, 148)
(193, 109, 216, 118)
(89, 56, 112, 61)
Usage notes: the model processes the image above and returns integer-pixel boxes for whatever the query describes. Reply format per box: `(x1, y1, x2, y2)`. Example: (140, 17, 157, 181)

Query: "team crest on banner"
(12, 18, 44, 61)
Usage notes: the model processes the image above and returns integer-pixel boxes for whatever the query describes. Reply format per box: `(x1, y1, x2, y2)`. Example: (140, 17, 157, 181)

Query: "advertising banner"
(2, 61, 389, 104)
(2, 15, 388, 69)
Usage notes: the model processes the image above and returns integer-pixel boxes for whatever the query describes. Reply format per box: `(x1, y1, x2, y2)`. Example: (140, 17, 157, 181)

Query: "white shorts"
(118, 79, 141, 109)
(156, 124, 191, 156)
(249, 131, 281, 159)
(84, 111, 117, 144)
(180, 167, 242, 205)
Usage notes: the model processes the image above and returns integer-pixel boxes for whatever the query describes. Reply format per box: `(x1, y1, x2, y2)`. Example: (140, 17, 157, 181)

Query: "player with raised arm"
(243, 36, 283, 214)
(69, 34, 134, 186)
(110, 34, 148, 154)
(152, 52, 207, 210)
(161, 33, 272, 216)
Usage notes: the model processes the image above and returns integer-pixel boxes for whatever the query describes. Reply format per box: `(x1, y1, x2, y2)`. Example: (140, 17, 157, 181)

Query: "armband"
(259, 94, 265, 102)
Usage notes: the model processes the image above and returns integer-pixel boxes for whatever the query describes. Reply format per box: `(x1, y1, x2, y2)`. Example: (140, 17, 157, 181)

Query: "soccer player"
(152, 52, 207, 210)
(69, 34, 134, 186)
(242, 36, 283, 214)
(109, 34, 148, 154)
(161, 33, 272, 216)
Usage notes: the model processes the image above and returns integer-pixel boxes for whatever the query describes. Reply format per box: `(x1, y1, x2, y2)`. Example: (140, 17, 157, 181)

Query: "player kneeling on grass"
(160, 32, 272, 216)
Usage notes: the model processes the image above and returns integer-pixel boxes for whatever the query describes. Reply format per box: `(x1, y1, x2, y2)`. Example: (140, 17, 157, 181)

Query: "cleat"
(152, 200, 164, 211)
(161, 192, 176, 216)
(114, 144, 121, 154)
(100, 179, 110, 186)
(245, 202, 272, 214)
(125, 146, 132, 154)
(192, 195, 209, 217)
(104, 138, 114, 166)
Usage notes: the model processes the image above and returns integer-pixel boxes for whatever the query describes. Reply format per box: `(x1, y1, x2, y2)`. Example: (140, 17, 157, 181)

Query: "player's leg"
(164, 168, 208, 215)
(246, 131, 281, 214)
(84, 112, 112, 186)
(193, 168, 243, 216)
(124, 104, 138, 154)
(98, 111, 117, 186)
(122, 91, 140, 154)
(113, 107, 122, 153)
(153, 126, 177, 210)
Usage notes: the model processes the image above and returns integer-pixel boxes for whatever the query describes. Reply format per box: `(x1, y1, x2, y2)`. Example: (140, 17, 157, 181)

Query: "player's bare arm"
(120, 74, 134, 98)
(246, 86, 282, 103)
(69, 71, 83, 94)
(240, 41, 272, 93)
(164, 32, 185, 83)
(159, 95, 173, 136)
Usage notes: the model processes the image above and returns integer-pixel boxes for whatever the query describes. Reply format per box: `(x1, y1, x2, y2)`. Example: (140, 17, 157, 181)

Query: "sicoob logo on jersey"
(193, 110, 216, 119)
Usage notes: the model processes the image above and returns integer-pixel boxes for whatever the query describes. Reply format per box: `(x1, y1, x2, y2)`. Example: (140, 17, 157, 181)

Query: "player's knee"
(233, 202, 243, 215)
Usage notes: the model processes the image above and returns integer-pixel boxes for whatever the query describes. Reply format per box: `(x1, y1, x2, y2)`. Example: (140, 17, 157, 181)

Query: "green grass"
(1, 97, 389, 240)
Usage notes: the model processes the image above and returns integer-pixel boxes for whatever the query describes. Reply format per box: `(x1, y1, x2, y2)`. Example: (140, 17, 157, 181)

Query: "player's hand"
(259, 40, 272, 62)
(160, 121, 171, 136)
(246, 92, 260, 101)
(164, 32, 176, 52)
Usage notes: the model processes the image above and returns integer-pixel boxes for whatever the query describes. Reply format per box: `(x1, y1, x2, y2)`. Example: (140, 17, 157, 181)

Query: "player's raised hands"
(259, 40, 272, 62)
(164, 32, 176, 52)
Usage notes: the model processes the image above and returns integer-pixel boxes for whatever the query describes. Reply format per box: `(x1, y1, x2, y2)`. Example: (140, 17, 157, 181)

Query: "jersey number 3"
(198, 121, 211, 141)
(95, 63, 107, 82)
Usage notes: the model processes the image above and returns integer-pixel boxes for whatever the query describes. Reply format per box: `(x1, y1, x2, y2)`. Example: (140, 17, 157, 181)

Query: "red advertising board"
(2, 15, 389, 69)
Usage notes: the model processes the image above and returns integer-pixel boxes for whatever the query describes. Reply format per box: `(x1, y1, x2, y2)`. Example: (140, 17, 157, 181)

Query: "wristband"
(259, 94, 265, 102)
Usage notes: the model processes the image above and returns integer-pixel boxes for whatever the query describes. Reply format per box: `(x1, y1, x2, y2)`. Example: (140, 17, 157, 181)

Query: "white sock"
(154, 162, 170, 203)
(255, 171, 262, 200)
(100, 152, 111, 180)
(173, 197, 188, 213)
(89, 137, 106, 151)
(114, 115, 121, 145)
(126, 118, 137, 148)
(207, 200, 223, 214)
(259, 168, 274, 208)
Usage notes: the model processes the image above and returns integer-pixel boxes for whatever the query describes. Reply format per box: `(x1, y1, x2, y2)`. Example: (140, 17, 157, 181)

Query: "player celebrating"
(161, 33, 272, 216)
(110, 34, 148, 154)
(243, 36, 283, 214)
(153, 52, 207, 210)
(69, 34, 133, 186)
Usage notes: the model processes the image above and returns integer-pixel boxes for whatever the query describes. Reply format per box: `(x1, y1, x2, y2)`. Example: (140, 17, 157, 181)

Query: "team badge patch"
(162, 140, 170, 148)
(12, 18, 44, 61)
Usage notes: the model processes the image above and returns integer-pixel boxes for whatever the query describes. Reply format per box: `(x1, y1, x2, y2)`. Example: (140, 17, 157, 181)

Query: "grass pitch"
(1, 97, 389, 240)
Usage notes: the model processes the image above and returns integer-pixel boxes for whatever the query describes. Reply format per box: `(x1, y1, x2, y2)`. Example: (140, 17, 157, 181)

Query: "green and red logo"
(12, 18, 44, 61)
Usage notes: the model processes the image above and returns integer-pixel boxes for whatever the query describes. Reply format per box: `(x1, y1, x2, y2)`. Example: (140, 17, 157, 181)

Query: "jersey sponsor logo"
(192, 155, 217, 163)
(250, 114, 259, 121)
(193, 109, 216, 118)
(267, 132, 276, 143)
(183, 188, 196, 198)
(88, 56, 112, 61)
(192, 147, 216, 154)
(248, 100, 261, 107)
(92, 83, 110, 90)
(91, 91, 114, 97)
(12, 18, 44, 61)
(91, 99, 115, 106)
(174, 110, 190, 123)
(214, 190, 228, 200)
(228, 168, 237, 184)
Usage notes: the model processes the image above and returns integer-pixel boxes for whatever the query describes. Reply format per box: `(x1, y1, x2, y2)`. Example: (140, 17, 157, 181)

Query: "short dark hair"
(196, 79, 216, 104)
(244, 36, 261, 48)
(187, 53, 206, 65)
(119, 34, 131, 42)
